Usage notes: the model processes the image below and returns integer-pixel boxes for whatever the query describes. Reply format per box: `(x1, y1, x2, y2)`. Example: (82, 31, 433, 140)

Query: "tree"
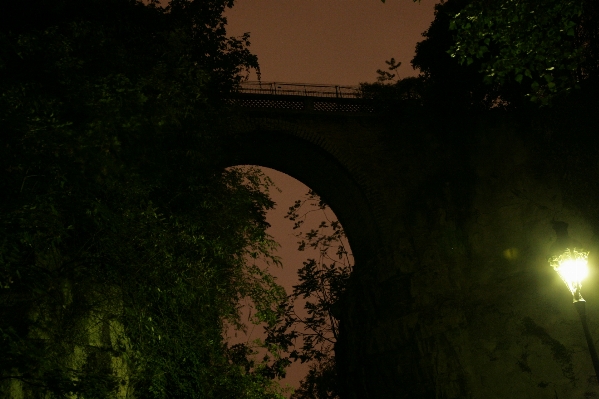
(379, 0, 534, 109)
(383, 0, 598, 104)
(263, 190, 353, 399)
(0, 1, 289, 397)
(410, 0, 522, 109)
(448, 0, 599, 104)
(375, 58, 402, 82)
(366, 1, 525, 111)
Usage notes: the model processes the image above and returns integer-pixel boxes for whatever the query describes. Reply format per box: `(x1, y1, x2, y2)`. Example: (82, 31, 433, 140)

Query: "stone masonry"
(224, 92, 599, 399)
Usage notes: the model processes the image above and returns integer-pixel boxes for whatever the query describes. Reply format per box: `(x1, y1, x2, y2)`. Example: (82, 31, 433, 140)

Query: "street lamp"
(549, 222, 599, 383)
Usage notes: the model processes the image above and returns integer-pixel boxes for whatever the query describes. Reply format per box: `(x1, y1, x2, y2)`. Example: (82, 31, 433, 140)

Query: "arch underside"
(222, 128, 381, 270)
(219, 122, 432, 398)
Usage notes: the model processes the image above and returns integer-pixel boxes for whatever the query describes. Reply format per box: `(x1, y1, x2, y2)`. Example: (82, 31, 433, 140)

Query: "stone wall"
(230, 94, 599, 398)
(336, 102, 599, 398)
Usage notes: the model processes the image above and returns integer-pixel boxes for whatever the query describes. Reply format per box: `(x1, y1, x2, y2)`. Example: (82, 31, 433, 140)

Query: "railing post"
(304, 98, 314, 111)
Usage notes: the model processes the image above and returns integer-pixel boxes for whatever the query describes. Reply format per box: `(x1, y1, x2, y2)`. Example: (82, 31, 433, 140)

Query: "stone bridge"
(221, 82, 599, 399)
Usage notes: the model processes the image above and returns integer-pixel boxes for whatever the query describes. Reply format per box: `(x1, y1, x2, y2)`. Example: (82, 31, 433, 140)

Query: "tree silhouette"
(381, 0, 598, 105)
(0, 1, 289, 398)
(264, 190, 353, 399)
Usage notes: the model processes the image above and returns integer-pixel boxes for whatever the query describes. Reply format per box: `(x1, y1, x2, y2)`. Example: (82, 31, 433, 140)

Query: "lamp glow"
(549, 248, 589, 302)
(547, 227, 599, 384)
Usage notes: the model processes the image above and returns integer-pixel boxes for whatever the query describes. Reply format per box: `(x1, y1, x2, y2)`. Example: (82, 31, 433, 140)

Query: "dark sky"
(225, 0, 438, 85)
(223, 1, 438, 395)
(225, 168, 347, 396)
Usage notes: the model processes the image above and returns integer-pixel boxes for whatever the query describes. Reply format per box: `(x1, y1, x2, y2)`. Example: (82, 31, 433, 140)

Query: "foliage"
(289, 357, 339, 399)
(263, 190, 353, 399)
(0, 1, 289, 398)
(412, 0, 529, 109)
(358, 56, 427, 114)
(446, 0, 599, 104)
(372, 0, 539, 110)
(381, 0, 598, 105)
(375, 58, 402, 82)
(360, 77, 424, 101)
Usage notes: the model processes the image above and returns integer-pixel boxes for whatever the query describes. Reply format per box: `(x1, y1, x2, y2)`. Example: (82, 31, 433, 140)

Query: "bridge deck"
(231, 81, 375, 114)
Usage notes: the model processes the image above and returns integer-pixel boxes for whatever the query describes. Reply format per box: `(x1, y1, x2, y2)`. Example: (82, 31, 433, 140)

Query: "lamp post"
(549, 242, 599, 384)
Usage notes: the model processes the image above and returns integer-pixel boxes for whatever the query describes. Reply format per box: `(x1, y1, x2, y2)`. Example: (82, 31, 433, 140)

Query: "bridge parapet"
(227, 94, 375, 114)
(229, 82, 375, 114)
(238, 81, 361, 98)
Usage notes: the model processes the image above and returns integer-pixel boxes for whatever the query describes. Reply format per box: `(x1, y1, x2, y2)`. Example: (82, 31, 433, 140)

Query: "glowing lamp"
(549, 248, 589, 302)
(548, 227, 599, 384)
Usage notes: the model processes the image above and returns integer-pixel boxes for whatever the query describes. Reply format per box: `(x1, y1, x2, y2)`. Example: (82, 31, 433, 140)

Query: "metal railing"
(236, 81, 361, 99)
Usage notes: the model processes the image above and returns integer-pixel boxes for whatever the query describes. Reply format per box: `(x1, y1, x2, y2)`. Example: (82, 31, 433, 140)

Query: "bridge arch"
(220, 116, 385, 273)
(219, 116, 397, 397)
(215, 88, 599, 399)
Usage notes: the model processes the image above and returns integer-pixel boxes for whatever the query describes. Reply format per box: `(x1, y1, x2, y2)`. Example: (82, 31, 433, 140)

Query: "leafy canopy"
(381, 0, 598, 104)
(0, 1, 289, 398)
(449, 0, 588, 104)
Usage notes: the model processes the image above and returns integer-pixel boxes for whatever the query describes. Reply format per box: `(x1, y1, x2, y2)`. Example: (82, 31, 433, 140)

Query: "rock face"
(228, 92, 599, 398)
(331, 103, 599, 398)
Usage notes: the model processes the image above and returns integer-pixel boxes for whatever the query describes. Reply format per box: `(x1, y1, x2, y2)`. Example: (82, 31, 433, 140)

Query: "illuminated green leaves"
(0, 1, 285, 397)
(448, 0, 586, 104)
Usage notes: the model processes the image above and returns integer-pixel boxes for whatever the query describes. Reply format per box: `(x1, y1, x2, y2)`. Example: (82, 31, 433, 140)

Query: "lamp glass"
(549, 248, 589, 302)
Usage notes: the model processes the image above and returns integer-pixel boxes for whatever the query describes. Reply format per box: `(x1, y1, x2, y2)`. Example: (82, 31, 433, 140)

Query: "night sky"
(224, 167, 348, 395)
(224, 1, 437, 394)
(225, 0, 438, 85)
